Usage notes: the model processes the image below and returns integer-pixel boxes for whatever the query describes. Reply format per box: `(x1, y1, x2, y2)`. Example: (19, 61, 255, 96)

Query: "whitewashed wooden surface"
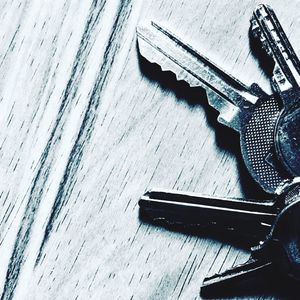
(0, 0, 299, 299)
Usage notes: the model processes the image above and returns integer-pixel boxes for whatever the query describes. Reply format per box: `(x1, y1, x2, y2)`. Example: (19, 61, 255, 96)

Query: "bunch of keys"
(137, 4, 300, 297)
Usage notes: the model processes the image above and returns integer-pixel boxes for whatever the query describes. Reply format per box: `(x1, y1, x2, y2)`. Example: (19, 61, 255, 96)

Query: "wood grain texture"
(0, 0, 299, 299)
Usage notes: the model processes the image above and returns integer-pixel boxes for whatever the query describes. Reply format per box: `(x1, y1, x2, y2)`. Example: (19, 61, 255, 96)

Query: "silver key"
(251, 4, 300, 95)
(251, 5, 300, 180)
(137, 4, 300, 193)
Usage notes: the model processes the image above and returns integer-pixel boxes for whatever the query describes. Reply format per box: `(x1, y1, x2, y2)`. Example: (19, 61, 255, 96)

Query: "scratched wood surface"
(0, 0, 300, 299)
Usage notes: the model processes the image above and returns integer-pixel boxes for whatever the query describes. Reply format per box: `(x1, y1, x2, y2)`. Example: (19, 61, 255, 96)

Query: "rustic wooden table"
(0, 0, 299, 299)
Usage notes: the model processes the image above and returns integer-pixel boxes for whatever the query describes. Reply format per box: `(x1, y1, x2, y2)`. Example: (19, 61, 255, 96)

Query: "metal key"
(251, 5, 300, 179)
(140, 189, 277, 241)
(139, 178, 300, 297)
(137, 4, 300, 298)
(137, 4, 300, 193)
(201, 178, 300, 297)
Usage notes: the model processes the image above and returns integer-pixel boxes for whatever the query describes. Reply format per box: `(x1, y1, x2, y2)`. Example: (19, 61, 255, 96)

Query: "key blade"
(139, 189, 277, 239)
(201, 258, 273, 297)
(137, 22, 260, 131)
(251, 4, 300, 94)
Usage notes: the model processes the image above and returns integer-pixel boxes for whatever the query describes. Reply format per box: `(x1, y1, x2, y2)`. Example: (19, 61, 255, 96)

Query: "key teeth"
(254, 3, 267, 13)
(250, 5, 274, 59)
(250, 23, 273, 58)
(201, 267, 236, 298)
(254, 3, 273, 14)
(250, 17, 260, 38)
(138, 43, 199, 89)
(137, 26, 200, 88)
(200, 258, 258, 298)
(202, 259, 254, 285)
(155, 62, 200, 88)
(160, 66, 186, 84)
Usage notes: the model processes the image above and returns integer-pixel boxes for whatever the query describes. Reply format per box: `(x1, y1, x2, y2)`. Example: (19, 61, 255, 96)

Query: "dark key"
(139, 179, 300, 297)
(201, 178, 300, 297)
(140, 190, 277, 240)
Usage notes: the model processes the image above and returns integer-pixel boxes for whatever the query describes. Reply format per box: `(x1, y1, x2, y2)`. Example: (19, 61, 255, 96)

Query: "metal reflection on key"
(137, 4, 300, 193)
(251, 5, 300, 178)
(137, 3, 300, 298)
(139, 179, 300, 297)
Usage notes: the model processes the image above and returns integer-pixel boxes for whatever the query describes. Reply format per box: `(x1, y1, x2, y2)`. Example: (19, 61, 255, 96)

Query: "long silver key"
(137, 4, 300, 193)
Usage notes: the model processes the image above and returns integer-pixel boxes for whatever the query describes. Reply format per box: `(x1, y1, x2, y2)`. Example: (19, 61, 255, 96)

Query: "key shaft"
(140, 189, 277, 238)
(252, 4, 300, 94)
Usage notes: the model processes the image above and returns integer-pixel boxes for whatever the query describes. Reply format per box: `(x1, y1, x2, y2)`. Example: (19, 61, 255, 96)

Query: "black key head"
(200, 179, 300, 298)
(269, 179, 300, 281)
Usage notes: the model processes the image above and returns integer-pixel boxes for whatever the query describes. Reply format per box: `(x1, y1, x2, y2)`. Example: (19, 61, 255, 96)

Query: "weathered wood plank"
(0, 0, 299, 299)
